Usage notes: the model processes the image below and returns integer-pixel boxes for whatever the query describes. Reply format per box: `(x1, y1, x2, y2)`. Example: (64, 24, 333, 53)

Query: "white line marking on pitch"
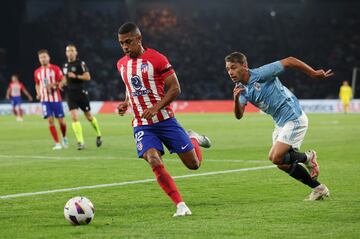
(0, 154, 266, 163)
(0, 165, 275, 199)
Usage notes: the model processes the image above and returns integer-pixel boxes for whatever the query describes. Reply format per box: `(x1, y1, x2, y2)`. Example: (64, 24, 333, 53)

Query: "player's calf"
(178, 150, 200, 170)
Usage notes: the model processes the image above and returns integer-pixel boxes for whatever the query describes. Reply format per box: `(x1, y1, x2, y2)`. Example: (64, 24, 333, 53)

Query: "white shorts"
(272, 112, 308, 149)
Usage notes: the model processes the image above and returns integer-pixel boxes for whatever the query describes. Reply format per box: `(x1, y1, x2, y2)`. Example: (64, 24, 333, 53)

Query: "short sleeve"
(257, 61, 284, 79)
(80, 61, 89, 73)
(156, 53, 175, 78)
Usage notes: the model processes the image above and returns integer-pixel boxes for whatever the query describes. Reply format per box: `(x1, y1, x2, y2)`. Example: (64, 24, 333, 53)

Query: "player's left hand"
(233, 86, 245, 100)
(141, 107, 159, 120)
(311, 69, 334, 79)
(67, 72, 77, 78)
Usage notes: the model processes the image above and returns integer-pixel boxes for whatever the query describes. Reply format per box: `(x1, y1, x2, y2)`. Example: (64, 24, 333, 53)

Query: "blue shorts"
(11, 96, 22, 106)
(41, 102, 65, 119)
(133, 117, 194, 158)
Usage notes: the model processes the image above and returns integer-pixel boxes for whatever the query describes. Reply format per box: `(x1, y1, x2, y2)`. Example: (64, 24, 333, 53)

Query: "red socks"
(191, 138, 202, 163)
(60, 123, 67, 137)
(152, 165, 183, 205)
(49, 125, 59, 143)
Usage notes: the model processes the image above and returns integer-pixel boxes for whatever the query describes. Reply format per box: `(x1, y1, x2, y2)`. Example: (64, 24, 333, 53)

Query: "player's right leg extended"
(269, 141, 328, 200)
(143, 148, 191, 217)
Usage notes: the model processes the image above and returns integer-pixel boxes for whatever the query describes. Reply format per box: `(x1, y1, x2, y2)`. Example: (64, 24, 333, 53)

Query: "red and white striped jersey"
(117, 48, 175, 127)
(8, 82, 24, 97)
(34, 64, 63, 102)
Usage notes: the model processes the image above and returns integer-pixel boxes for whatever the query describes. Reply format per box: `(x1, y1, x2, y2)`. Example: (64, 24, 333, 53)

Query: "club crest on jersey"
(254, 82, 261, 91)
(131, 75, 142, 90)
(141, 63, 148, 73)
(136, 142, 143, 151)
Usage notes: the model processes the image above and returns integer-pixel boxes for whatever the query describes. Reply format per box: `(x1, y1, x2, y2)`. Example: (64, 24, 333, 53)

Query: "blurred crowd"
(4, 0, 359, 101)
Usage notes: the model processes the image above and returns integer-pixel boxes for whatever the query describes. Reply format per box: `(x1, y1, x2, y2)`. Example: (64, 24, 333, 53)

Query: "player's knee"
(71, 115, 78, 122)
(187, 161, 200, 170)
(84, 112, 93, 121)
(48, 118, 55, 125)
(268, 152, 282, 165)
(144, 153, 162, 167)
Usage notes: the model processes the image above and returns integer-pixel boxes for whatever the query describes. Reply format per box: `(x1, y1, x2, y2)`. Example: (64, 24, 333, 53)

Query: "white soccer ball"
(64, 196, 95, 225)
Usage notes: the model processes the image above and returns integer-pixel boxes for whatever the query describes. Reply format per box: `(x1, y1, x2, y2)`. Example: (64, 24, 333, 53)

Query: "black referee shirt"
(62, 59, 89, 92)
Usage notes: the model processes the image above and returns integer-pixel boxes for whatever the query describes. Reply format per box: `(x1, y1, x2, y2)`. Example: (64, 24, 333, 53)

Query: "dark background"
(1, 0, 359, 101)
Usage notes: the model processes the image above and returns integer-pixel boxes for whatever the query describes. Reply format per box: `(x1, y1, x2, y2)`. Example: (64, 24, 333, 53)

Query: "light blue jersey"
(238, 61, 303, 127)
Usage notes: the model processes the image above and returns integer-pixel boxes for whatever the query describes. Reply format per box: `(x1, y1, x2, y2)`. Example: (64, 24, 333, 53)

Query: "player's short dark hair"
(66, 43, 77, 49)
(37, 49, 49, 56)
(225, 52, 247, 64)
(118, 22, 140, 35)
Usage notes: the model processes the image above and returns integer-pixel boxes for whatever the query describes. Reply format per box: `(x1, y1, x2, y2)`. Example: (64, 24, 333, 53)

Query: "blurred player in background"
(34, 49, 68, 150)
(226, 52, 333, 201)
(6, 74, 33, 121)
(117, 22, 211, 216)
(339, 80, 352, 113)
(61, 44, 102, 150)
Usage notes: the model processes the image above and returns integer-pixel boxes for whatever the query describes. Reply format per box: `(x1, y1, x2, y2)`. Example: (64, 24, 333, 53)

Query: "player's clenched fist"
(117, 101, 129, 116)
(233, 86, 244, 100)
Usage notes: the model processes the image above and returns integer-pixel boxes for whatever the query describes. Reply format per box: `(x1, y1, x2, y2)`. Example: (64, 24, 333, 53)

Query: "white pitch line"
(0, 165, 276, 199)
(0, 154, 266, 163)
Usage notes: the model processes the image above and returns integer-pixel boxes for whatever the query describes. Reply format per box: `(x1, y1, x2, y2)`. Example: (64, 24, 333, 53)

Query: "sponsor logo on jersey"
(131, 75, 142, 90)
(131, 89, 153, 97)
(130, 75, 153, 96)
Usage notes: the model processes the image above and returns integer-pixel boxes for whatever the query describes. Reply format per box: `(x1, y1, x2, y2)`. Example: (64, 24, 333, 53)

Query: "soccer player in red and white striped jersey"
(116, 22, 211, 217)
(6, 74, 33, 121)
(34, 49, 68, 150)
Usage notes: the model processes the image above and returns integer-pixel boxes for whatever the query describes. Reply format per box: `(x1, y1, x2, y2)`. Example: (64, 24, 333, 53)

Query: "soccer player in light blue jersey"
(225, 52, 333, 201)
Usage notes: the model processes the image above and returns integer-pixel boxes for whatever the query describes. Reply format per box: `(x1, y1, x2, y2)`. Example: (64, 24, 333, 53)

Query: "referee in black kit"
(61, 44, 102, 150)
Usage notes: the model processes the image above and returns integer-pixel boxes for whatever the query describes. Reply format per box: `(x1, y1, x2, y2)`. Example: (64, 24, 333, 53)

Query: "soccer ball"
(64, 196, 95, 225)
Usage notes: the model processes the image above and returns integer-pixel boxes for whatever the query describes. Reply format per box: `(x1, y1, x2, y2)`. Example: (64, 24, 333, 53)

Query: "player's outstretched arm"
(280, 56, 334, 79)
(233, 86, 246, 120)
(22, 87, 33, 101)
(141, 73, 180, 120)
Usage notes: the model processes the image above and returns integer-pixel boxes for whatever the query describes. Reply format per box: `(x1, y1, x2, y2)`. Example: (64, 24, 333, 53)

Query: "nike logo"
(181, 144, 189, 150)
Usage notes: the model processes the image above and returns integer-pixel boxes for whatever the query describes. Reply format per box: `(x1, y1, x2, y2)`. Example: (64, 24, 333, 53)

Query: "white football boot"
(173, 202, 192, 217)
(62, 137, 69, 149)
(305, 184, 330, 201)
(187, 130, 212, 148)
(304, 150, 320, 179)
(52, 143, 62, 150)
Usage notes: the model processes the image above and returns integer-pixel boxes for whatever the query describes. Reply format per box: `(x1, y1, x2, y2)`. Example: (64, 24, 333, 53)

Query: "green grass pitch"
(0, 113, 359, 238)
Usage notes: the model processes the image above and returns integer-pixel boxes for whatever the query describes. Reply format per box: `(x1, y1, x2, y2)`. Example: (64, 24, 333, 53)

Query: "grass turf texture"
(0, 113, 359, 238)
